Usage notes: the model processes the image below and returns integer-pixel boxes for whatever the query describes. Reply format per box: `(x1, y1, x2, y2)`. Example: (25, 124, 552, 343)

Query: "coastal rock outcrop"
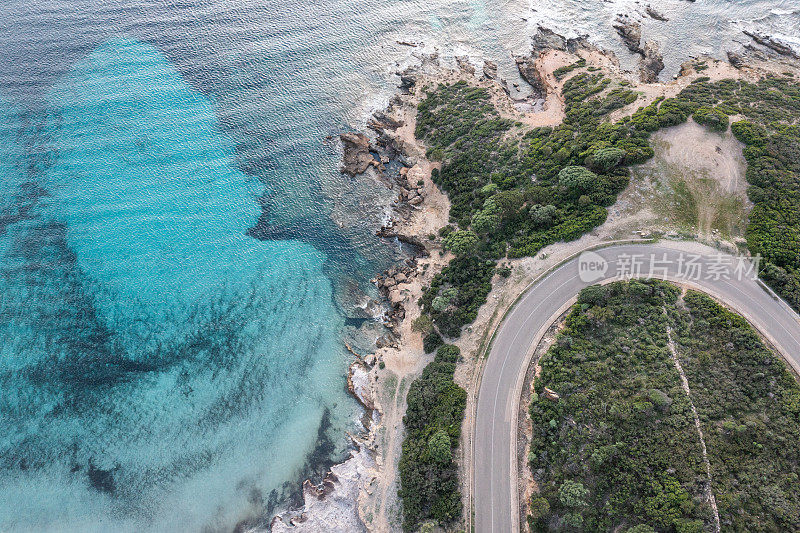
(367, 111, 403, 134)
(373, 263, 419, 330)
(743, 31, 800, 59)
(397, 66, 418, 92)
(268, 444, 376, 533)
(347, 360, 375, 411)
(482, 60, 498, 80)
(514, 54, 546, 96)
(532, 26, 568, 52)
(530, 26, 594, 55)
(268, 356, 381, 533)
(612, 16, 664, 82)
(727, 51, 746, 69)
(340, 133, 376, 176)
(639, 40, 665, 83)
(456, 56, 475, 75)
(613, 16, 643, 54)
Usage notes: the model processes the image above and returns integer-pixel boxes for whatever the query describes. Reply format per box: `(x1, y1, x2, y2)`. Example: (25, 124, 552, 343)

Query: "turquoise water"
(0, 38, 354, 531)
(0, 0, 793, 531)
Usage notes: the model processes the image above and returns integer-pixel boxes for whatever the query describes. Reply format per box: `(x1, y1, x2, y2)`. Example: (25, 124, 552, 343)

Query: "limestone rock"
(340, 133, 374, 176)
(482, 60, 498, 80)
(645, 6, 669, 21)
(743, 30, 800, 59)
(532, 26, 568, 52)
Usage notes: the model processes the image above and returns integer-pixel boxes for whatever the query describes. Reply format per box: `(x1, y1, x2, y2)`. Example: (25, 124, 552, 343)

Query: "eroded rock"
(614, 16, 643, 54)
(340, 133, 374, 176)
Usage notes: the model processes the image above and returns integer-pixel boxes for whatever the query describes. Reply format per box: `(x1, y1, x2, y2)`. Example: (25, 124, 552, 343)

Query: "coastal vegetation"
(398, 344, 466, 530)
(398, 61, 800, 529)
(527, 280, 800, 532)
(414, 74, 644, 341)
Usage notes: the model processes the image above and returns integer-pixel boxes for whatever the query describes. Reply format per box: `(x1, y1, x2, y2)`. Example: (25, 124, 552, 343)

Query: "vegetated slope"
(397, 344, 466, 531)
(528, 280, 800, 532)
(671, 292, 800, 532)
(399, 65, 800, 530)
(416, 74, 646, 340)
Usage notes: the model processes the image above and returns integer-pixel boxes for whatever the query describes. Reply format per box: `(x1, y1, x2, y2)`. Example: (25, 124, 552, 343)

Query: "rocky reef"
(340, 132, 378, 176)
(743, 31, 800, 60)
(613, 15, 665, 82)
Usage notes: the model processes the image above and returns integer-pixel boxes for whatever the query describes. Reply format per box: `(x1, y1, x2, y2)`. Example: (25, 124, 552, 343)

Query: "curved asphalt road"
(473, 242, 800, 533)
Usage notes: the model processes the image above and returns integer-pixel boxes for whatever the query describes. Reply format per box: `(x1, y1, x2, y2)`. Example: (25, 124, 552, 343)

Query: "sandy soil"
(274, 41, 800, 533)
(635, 120, 751, 237)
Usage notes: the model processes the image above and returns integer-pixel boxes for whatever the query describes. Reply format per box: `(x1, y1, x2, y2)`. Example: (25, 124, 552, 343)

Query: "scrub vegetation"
(527, 280, 800, 532)
(398, 344, 466, 530)
(398, 66, 800, 530)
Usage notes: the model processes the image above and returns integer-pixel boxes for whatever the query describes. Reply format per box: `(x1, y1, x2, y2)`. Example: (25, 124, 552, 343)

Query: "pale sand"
(273, 43, 800, 532)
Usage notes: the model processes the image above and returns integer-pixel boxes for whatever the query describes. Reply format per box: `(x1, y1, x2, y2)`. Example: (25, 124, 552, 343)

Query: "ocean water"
(0, 36, 355, 532)
(0, 0, 795, 531)
(530, 0, 800, 76)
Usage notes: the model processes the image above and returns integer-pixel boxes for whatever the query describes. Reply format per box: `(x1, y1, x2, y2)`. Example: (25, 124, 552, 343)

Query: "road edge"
(467, 239, 800, 533)
(463, 238, 650, 533)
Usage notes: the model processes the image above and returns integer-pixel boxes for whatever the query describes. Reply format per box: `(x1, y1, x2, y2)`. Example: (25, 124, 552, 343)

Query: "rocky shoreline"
(267, 19, 800, 532)
(268, 356, 379, 533)
(266, 54, 448, 532)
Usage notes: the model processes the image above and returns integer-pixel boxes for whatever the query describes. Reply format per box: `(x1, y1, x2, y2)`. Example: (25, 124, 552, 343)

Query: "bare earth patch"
(626, 120, 751, 239)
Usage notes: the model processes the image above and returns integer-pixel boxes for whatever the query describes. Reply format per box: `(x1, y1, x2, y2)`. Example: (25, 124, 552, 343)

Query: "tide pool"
(0, 38, 354, 531)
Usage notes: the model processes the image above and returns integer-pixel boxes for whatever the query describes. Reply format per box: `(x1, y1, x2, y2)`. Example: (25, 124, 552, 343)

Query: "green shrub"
(558, 479, 589, 508)
(731, 120, 768, 146)
(443, 230, 479, 256)
(558, 165, 598, 194)
(423, 332, 443, 353)
(436, 344, 461, 363)
(588, 146, 626, 171)
(428, 429, 451, 464)
(693, 106, 729, 132)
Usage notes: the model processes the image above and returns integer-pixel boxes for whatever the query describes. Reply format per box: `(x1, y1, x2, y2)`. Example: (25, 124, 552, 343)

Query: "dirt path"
(664, 306, 721, 533)
(372, 374, 408, 532)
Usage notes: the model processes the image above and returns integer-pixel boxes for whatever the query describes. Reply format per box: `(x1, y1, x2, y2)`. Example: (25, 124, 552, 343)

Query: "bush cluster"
(527, 280, 800, 531)
(398, 344, 467, 530)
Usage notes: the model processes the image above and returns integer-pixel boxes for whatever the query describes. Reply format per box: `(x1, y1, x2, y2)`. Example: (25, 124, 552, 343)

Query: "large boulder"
(532, 26, 568, 52)
(613, 16, 643, 54)
(514, 54, 546, 96)
(339, 132, 373, 176)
